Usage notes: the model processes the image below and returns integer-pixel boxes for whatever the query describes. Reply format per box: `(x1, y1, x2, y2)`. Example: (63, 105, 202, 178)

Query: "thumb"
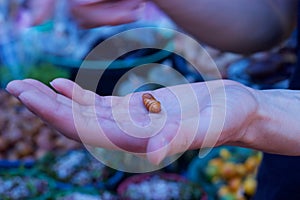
(147, 135, 170, 165)
(30, 0, 55, 26)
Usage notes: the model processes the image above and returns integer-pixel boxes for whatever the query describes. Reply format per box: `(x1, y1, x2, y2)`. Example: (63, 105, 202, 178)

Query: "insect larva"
(142, 93, 161, 113)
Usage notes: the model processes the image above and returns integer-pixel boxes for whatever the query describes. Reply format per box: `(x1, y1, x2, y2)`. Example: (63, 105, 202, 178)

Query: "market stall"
(0, 1, 297, 199)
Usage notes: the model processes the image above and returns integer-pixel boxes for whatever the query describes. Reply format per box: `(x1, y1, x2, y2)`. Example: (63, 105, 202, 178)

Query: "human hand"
(16, 0, 55, 29)
(69, 0, 145, 28)
(15, 0, 144, 29)
(6, 78, 258, 165)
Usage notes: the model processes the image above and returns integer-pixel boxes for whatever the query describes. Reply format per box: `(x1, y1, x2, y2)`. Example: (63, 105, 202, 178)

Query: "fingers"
(29, 0, 56, 26)
(16, 0, 55, 29)
(8, 79, 72, 108)
(147, 133, 170, 165)
(50, 78, 117, 118)
(23, 79, 57, 98)
(6, 80, 80, 141)
(6, 79, 208, 166)
(146, 123, 184, 165)
(72, 0, 106, 5)
(146, 114, 209, 165)
(50, 78, 97, 106)
(70, 0, 144, 28)
(19, 0, 144, 28)
(6, 79, 146, 151)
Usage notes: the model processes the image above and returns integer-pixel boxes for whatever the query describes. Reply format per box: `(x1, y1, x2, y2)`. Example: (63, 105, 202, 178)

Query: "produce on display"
(0, 11, 296, 198)
(38, 150, 121, 188)
(0, 90, 81, 163)
(55, 190, 118, 200)
(187, 147, 262, 200)
(117, 173, 207, 200)
(0, 171, 53, 200)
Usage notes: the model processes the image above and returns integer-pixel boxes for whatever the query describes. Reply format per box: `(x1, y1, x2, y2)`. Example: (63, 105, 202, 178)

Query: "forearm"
(234, 89, 300, 155)
(152, 0, 297, 53)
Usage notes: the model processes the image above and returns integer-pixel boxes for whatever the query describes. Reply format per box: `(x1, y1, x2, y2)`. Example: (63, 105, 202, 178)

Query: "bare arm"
(231, 89, 300, 155)
(6, 79, 300, 164)
(152, 0, 297, 53)
(22, 0, 296, 53)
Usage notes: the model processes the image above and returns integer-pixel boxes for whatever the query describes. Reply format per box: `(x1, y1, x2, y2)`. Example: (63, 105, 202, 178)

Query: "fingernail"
(49, 79, 62, 92)
(49, 78, 65, 88)
(49, 81, 55, 89)
(5, 80, 21, 94)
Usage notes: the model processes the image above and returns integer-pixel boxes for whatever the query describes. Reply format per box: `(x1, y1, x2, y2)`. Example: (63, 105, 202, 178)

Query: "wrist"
(220, 84, 262, 147)
(230, 88, 265, 147)
(232, 88, 300, 155)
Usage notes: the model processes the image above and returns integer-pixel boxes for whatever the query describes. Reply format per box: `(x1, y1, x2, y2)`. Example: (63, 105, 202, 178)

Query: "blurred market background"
(0, 1, 297, 200)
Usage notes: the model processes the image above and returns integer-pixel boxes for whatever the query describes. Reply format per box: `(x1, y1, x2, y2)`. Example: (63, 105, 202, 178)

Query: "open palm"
(6, 78, 258, 164)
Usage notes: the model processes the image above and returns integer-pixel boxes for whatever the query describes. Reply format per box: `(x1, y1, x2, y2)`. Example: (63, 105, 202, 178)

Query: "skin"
(152, 0, 297, 53)
(6, 0, 300, 164)
(6, 79, 300, 164)
(17, 0, 55, 27)
(69, 0, 144, 28)
(25, 0, 297, 53)
(69, 0, 297, 53)
(16, 0, 143, 29)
